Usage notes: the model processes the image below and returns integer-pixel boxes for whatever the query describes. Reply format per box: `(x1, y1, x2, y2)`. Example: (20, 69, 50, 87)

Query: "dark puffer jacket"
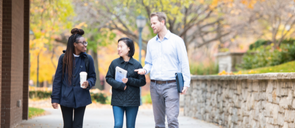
(106, 57, 146, 106)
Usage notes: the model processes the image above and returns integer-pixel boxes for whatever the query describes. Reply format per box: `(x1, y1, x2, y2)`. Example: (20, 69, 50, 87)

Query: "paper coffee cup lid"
(80, 72, 87, 75)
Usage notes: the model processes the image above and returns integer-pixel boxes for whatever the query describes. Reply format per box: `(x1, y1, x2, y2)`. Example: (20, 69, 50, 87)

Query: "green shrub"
(249, 39, 272, 50)
(240, 42, 295, 69)
(91, 93, 107, 104)
(29, 90, 107, 104)
(29, 91, 52, 99)
(249, 39, 295, 50)
(190, 62, 219, 75)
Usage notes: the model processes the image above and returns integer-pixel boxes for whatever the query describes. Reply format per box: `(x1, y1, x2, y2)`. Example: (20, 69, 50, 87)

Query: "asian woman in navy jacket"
(106, 38, 146, 128)
(51, 28, 96, 128)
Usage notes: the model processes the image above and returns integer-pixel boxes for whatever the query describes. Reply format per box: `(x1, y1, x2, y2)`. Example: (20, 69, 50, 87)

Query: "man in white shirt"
(135, 12, 191, 128)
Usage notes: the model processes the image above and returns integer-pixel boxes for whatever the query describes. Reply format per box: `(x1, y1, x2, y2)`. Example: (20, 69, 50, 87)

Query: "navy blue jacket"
(106, 57, 146, 106)
(51, 52, 96, 108)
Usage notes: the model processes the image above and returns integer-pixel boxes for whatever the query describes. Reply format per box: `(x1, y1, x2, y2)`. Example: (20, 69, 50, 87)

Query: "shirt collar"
(156, 30, 172, 41)
(73, 53, 80, 57)
(119, 57, 135, 65)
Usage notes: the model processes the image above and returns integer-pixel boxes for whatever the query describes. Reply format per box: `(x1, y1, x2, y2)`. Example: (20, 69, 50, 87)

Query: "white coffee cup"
(80, 72, 87, 88)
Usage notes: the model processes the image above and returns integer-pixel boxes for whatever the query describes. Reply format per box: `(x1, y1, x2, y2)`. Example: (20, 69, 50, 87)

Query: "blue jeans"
(112, 106, 139, 128)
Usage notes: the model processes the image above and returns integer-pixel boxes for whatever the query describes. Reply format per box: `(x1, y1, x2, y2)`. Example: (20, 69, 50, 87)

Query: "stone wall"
(184, 73, 295, 128)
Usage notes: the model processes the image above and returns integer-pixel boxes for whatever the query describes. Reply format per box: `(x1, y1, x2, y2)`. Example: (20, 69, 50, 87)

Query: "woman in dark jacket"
(51, 28, 96, 128)
(106, 37, 146, 128)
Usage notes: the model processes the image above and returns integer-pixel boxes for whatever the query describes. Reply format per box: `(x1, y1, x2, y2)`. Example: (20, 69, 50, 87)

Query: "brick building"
(0, 0, 30, 127)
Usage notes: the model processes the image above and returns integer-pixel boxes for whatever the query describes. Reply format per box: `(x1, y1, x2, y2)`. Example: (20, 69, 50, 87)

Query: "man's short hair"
(150, 12, 167, 26)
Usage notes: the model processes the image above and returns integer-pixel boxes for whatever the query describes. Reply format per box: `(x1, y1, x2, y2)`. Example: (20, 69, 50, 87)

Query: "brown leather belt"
(151, 80, 176, 84)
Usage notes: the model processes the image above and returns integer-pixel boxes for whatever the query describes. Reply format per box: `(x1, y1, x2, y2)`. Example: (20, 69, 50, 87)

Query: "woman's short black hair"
(118, 37, 135, 57)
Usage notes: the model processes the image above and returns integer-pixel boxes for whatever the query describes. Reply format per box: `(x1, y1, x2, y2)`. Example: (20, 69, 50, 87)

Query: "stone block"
(292, 99, 295, 109)
(196, 113, 202, 120)
(252, 81, 259, 92)
(247, 82, 253, 92)
(246, 93, 255, 110)
(205, 113, 210, 121)
(274, 96, 281, 104)
(242, 89, 248, 101)
(205, 106, 212, 113)
(285, 80, 293, 88)
(267, 93, 273, 102)
(279, 97, 291, 109)
(275, 84, 282, 97)
(243, 117, 249, 125)
(233, 97, 241, 108)
(231, 114, 238, 123)
(259, 92, 266, 101)
(206, 92, 211, 99)
(279, 106, 285, 113)
(260, 81, 267, 92)
(284, 110, 295, 122)
(218, 87, 223, 95)
(262, 100, 267, 108)
(281, 88, 288, 97)
(283, 122, 288, 128)
(250, 120, 257, 128)
(289, 123, 295, 128)
(266, 80, 274, 93)
(266, 117, 274, 124)
(278, 113, 285, 126)
(253, 92, 260, 101)
(259, 114, 266, 127)
(237, 82, 242, 95)
(271, 104, 279, 121)
(263, 109, 271, 117)
(266, 123, 275, 128)
(200, 83, 206, 90)
(200, 108, 205, 115)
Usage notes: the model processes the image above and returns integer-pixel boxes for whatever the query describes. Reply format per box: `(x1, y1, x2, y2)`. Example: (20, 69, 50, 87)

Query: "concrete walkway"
(16, 107, 220, 128)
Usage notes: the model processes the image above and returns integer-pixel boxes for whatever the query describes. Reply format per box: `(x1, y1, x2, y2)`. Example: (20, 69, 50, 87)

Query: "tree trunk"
(90, 50, 103, 90)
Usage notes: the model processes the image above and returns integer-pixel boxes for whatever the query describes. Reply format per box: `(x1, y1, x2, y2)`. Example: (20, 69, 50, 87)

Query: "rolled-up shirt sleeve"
(176, 38, 191, 87)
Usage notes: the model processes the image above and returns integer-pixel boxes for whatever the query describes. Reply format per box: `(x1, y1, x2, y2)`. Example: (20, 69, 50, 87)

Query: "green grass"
(28, 107, 45, 119)
(190, 62, 219, 75)
(141, 93, 152, 104)
(239, 61, 295, 74)
(106, 96, 112, 104)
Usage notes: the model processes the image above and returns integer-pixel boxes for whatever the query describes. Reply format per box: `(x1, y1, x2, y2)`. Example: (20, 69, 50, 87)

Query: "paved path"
(16, 107, 220, 128)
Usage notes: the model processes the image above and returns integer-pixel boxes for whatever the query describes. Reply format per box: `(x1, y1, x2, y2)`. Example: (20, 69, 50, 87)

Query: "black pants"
(60, 105, 86, 128)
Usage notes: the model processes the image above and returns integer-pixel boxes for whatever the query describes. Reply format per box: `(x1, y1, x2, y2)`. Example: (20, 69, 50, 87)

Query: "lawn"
(239, 61, 295, 74)
(28, 107, 45, 119)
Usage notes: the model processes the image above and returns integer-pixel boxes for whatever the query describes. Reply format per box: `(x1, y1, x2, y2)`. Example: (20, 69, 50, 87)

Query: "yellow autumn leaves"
(218, 70, 259, 75)
(210, 0, 265, 9)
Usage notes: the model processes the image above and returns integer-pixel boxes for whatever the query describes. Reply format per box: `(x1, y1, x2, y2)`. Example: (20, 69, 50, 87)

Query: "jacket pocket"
(62, 85, 73, 99)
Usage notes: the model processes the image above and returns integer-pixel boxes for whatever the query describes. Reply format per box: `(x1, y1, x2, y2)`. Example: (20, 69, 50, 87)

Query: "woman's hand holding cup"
(81, 81, 89, 89)
(80, 71, 88, 89)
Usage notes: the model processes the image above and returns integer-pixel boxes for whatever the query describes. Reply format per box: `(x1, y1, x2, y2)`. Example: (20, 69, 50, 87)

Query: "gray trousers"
(150, 81, 179, 128)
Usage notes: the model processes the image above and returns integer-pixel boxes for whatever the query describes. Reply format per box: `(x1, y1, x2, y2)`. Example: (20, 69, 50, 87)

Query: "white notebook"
(115, 66, 127, 82)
